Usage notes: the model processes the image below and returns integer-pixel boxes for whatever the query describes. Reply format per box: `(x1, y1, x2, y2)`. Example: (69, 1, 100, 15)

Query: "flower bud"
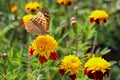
(74, 6, 78, 12)
(2, 53, 7, 60)
(70, 16, 77, 26)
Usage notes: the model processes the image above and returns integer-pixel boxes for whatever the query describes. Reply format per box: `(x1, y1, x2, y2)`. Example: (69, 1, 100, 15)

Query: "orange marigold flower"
(21, 14, 35, 26)
(57, 0, 75, 6)
(59, 55, 82, 80)
(10, 5, 18, 12)
(29, 35, 58, 64)
(25, 2, 41, 12)
(89, 10, 108, 24)
(84, 57, 110, 80)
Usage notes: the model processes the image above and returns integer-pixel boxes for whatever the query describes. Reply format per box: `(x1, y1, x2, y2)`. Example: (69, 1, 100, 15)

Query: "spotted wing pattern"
(41, 7, 50, 28)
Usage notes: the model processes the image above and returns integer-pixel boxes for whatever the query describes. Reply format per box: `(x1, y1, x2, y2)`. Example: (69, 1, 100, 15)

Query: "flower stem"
(91, 30, 98, 53)
(64, 39, 72, 55)
(3, 60, 6, 80)
(62, 75, 65, 80)
(2, 53, 7, 80)
(75, 34, 78, 56)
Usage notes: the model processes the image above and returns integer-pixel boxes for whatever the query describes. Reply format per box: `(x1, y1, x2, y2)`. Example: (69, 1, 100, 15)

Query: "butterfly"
(25, 7, 50, 35)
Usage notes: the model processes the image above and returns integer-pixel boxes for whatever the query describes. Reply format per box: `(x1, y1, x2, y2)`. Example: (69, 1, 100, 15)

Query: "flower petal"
(59, 69, 66, 76)
(94, 71, 103, 80)
(90, 18, 94, 23)
(67, 1, 72, 6)
(29, 47, 35, 57)
(69, 74, 76, 80)
(31, 9, 36, 12)
(84, 67, 88, 75)
(87, 70, 94, 79)
(50, 52, 58, 60)
(21, 21, 24, 26)
(95, 19, 100, 24)
(39, 55, 47, 64)
(104, 69, 110, 77)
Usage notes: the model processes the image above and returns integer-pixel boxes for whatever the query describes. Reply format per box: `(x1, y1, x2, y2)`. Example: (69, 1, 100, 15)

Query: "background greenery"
(0, 0, 120, 80)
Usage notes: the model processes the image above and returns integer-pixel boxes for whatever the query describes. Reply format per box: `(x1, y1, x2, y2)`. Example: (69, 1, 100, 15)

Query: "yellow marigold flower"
(57, 0, 75, 6)
(25, 2, 41, 12)
(29, 35, 58, 64)
(84, 57, 110, 80)
(10, 5, 18, 12)
(21, 14, 35, 25)
(89, 10, 108, 24)
(59, 55, 82, 80)
(33, 35, 58, 57)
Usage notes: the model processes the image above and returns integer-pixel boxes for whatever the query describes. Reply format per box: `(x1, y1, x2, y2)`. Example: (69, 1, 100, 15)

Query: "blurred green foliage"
(0, 0, 120, 80)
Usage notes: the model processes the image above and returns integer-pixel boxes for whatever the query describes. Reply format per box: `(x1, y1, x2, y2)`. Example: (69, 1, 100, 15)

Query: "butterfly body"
(25, 7, 50, 35)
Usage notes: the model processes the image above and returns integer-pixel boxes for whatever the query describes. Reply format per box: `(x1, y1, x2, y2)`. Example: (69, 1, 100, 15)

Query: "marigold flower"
(21, 14, 35, 25)
(10, 5, 18, 12)
(29, 35, 58, 64)
(84, 57, 110, 80)
(57, 0, 75, 6)
(59, 55, 82, 80)
(25, 2, 41, 12)
(89, 10, 108, 24)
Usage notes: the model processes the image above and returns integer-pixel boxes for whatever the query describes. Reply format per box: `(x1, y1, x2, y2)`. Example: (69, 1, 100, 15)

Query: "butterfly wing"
(25, 7, 50, 35)
(41, 7, 50, 30)
(33, 12, 49, 31)
(25, 19, 47, 35)
(25, 20, 40, 35)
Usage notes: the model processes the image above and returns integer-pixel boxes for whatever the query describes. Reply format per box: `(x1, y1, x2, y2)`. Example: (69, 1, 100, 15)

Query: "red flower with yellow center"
(84, 57, 110, 80)
(59, 55, 82, 80)
(89, 10, 108, 25)
(29, 35, 58, 64)
(25, 2, 41, 12)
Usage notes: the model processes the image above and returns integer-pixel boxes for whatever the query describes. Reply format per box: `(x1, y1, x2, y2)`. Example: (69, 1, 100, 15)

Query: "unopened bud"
(70, 16, 77, 26)
(2, 53, 7, 60)
(74, 6, 78, 12)
(70, 16, 77, 34)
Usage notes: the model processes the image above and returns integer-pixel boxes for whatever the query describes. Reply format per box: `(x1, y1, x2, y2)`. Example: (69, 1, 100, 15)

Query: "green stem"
(72, 21, 78, 56)
(3, 60, 6, 80)
(75, 33, 78, 56)
(64, 39, 72, 55)
(46, 69, 51, 80)
(91, 30, 98, 53)
(62, 75, 65, 80)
